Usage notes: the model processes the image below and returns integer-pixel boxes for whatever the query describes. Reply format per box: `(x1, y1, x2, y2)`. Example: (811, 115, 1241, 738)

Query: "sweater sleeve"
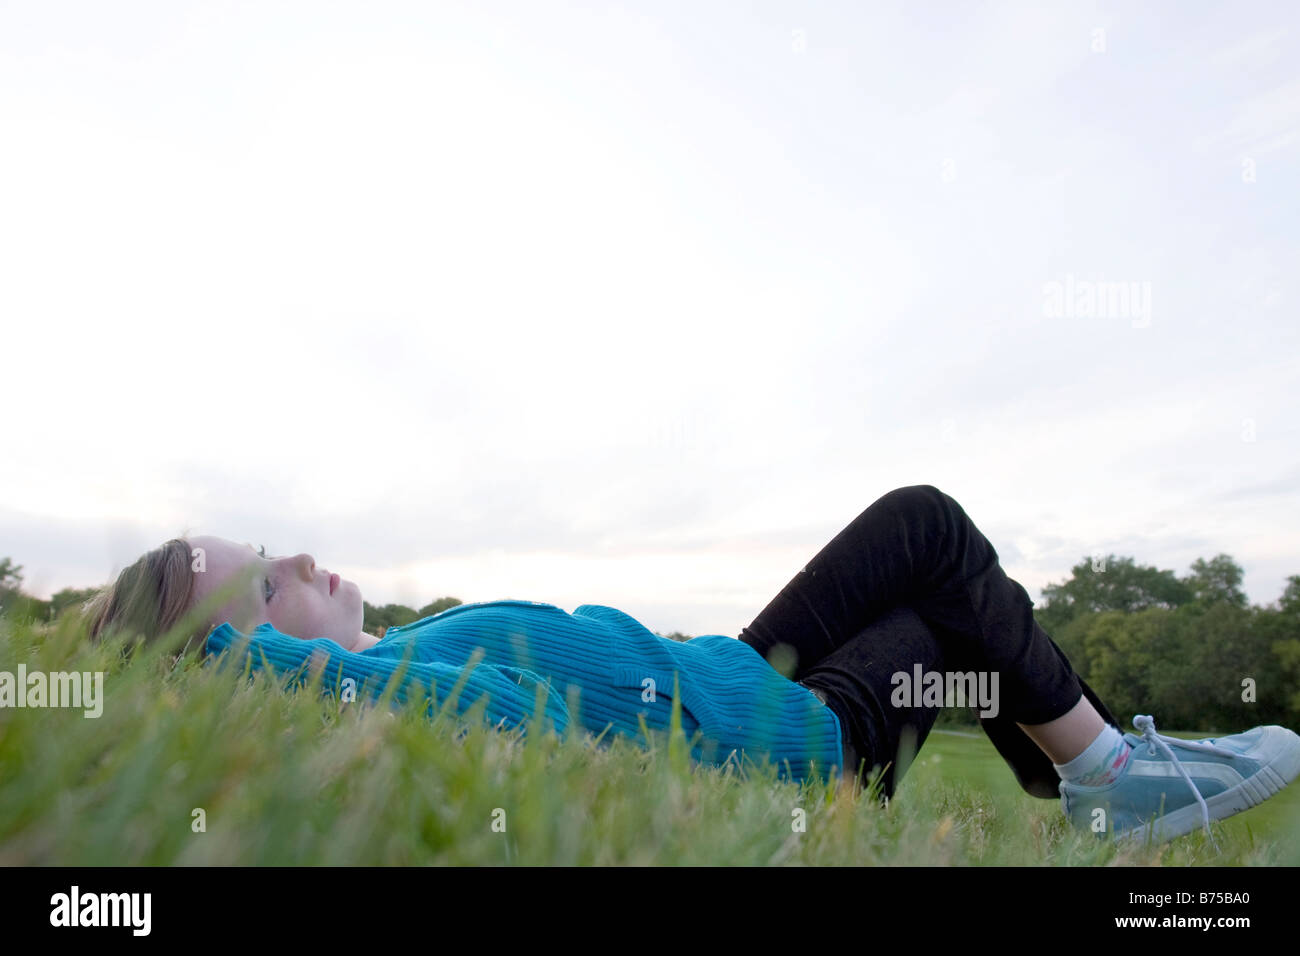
(203, 622, 570, 736)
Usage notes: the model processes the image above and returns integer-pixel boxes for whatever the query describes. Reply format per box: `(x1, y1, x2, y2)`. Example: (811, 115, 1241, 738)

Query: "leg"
(798, 604, 948, 799)
(739, 484, 1123, 796)
(1019, 693, 1105, 764)
(798, 603, 1122, 798)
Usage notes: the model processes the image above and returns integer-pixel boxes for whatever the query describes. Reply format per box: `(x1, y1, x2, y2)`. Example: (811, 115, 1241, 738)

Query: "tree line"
(1026, 553, 1299, 732)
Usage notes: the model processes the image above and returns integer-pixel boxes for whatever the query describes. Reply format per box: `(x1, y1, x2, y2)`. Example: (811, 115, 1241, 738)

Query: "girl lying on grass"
(84, 484, 1300, 845)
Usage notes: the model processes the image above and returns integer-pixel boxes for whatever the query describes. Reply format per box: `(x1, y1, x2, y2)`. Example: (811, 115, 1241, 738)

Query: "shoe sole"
(1118, 725, 1300, 845)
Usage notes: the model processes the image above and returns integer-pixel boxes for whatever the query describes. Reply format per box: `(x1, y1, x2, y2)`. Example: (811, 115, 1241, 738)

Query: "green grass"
(1, 612, 1297, 865)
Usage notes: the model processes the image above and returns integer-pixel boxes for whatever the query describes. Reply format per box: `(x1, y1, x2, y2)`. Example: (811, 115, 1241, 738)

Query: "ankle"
(1018, 695, 1108, 764)
(1054, 724, 1131, 786)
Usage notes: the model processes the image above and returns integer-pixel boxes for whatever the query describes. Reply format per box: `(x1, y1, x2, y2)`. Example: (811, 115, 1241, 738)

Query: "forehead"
(190, 536, 258, 568)
(189, 536, 262, 603)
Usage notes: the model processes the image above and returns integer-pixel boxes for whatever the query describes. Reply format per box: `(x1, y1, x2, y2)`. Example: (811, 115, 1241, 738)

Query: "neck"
(349, 630, 381, 652)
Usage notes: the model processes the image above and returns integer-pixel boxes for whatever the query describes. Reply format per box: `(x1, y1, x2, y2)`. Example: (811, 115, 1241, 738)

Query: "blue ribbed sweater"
(203, 598, 845, 784)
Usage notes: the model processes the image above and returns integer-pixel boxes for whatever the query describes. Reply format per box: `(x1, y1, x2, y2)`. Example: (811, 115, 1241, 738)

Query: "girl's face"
(187, 535, 363, 645)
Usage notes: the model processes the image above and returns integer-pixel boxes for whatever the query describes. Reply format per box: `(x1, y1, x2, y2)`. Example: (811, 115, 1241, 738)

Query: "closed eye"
(251, 543, 275, 603)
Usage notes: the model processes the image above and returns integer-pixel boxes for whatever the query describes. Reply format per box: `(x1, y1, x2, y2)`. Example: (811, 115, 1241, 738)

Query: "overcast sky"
(2, 0, 1297, 638)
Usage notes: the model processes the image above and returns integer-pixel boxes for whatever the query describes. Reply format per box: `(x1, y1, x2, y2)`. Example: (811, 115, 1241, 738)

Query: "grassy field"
(1, 612, 1297, 866)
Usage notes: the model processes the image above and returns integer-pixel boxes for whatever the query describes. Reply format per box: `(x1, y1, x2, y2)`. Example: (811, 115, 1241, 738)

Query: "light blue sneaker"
(1059, 715, 1300, 846)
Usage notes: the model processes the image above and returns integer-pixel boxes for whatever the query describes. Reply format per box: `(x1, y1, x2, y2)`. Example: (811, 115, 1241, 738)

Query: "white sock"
(1053, 723, 1131, 786)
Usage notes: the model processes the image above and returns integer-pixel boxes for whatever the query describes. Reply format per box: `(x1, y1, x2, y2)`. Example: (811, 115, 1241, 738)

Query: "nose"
(294, 553, 316, 581)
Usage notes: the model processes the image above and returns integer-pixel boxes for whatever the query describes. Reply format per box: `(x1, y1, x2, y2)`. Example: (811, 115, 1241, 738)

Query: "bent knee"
(880, 483, 948, 512)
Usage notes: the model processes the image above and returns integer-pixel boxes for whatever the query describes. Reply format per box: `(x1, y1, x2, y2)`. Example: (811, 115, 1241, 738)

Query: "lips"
(329, 573, 339, 595)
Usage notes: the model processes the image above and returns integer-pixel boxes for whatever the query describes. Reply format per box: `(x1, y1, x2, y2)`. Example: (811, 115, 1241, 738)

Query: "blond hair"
(82, 538, 211, 658)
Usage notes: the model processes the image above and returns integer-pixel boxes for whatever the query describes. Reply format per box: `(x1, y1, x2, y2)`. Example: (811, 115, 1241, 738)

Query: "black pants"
(737, 484, 1121, 800)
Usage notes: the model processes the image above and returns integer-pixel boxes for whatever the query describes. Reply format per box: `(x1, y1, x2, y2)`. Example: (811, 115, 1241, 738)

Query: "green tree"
(50, 586, 101, 618)
(0, 557, 47, 624)
(1, 557, 27, 619)
(362, 601, 419, 633)
(1181, 554, 1249, 609)
(0, 557, 22, 589)
(1078, 608, 1169, 728)
(1036, 554, 1192, 638)
(1257, 575, 1300, 724)
(417, 597, 462, 618)
(1154, 600, 1281, 731)
(1047, 612, 1098, 681)
(363, 596, 463, 635)
(1036, 556, 1294, 732)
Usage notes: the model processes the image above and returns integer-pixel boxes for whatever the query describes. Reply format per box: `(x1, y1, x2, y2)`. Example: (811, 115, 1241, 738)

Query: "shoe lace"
(1133, 714, 1236, 847)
